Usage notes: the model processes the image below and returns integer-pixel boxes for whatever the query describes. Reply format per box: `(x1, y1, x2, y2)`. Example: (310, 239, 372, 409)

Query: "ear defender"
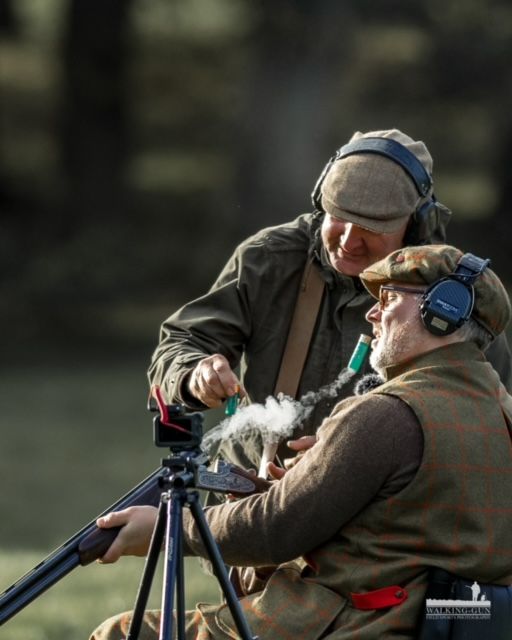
(419, 253, 490, 336)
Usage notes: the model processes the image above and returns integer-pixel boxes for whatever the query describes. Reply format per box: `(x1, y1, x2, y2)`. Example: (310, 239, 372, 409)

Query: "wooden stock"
(78, 480, 162, 565)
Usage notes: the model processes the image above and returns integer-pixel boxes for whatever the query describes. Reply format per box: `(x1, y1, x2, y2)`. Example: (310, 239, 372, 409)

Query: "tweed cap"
(360, 244, 511, 337)
(321, 129, 433, 233)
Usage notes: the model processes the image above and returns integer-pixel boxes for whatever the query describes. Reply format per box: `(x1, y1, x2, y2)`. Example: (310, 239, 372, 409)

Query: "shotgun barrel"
(0, 467, 164, 626)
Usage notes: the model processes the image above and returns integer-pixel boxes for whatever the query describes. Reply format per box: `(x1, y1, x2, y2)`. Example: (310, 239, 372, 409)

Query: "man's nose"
(366, 302, 381, 323)
(340, 223, 364, 249)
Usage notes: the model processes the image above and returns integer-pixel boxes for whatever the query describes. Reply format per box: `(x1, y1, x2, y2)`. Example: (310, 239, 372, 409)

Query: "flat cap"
(360, 244, 511, 337)
(321, 129, 433, 233)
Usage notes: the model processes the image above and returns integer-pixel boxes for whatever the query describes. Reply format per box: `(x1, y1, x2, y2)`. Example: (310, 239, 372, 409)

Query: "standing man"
(91, 244, 512, 640)
(148, 129, 512, 467)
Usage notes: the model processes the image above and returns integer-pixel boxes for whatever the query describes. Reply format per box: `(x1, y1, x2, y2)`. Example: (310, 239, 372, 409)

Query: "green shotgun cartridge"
(225, 386, 240, 416)
(348, 334, 372, 373)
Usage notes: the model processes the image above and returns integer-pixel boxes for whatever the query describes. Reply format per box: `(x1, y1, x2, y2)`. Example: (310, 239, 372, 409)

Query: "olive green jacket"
(148, 213, 512, 441)
(148, 213, 377, 440)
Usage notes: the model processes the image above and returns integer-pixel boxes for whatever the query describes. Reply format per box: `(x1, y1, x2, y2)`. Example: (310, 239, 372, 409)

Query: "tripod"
(126, 451, 259, 640)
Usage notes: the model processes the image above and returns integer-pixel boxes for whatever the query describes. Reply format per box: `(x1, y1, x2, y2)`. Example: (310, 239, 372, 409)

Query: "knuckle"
(202, 355, 219, 368)
(212, 355, 228, 371)
(203, 370, 216, 386)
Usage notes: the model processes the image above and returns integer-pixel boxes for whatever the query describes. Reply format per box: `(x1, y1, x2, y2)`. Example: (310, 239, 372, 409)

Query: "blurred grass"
(0, 353, 223, 548)
(1, 354, 153, 548)
(0, 550, 219, 639)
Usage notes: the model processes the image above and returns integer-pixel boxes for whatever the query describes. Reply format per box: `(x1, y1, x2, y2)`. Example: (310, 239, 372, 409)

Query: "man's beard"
(369, 316, 420, 378)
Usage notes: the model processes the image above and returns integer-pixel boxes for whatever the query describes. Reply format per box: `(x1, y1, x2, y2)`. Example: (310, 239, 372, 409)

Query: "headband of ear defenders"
(311, 137, 433, 212)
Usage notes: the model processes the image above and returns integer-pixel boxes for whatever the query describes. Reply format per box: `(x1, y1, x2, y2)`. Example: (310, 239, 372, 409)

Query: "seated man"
(90, 244, 512, 640)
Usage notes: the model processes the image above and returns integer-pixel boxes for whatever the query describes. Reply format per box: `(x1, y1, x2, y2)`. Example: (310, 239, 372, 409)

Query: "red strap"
(150, 385, 189, 433)
(351, 586, 408, 610)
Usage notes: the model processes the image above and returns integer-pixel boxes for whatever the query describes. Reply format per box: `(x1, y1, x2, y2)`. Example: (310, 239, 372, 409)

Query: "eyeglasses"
(378, 284, 426, 312)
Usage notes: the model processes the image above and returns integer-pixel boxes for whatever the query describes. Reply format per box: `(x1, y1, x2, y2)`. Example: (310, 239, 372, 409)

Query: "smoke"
(201, 366, 356, 456)
(201, 395, 301, 455)
(299, 366, 356, 407)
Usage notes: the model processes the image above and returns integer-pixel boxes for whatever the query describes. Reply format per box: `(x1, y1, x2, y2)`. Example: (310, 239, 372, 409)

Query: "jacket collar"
(383, 341, 485, 381)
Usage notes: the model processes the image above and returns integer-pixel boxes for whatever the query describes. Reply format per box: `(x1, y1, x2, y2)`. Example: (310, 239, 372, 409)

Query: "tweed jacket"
(187, 341, 512, 640)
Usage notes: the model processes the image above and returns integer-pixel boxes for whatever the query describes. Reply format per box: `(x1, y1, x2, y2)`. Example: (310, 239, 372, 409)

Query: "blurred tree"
(0, 0, 17, 34)
(233, 0, 357, 230)
(1, 0, 511, 353)
(60, 0, 131, 233)
(424, 0, 512, 276)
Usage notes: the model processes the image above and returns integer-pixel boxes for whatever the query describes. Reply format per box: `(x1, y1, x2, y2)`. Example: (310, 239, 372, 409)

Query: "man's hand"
(96, 506, 158, 564)
(188, 354, 245, 408)
(267, 435, 317, 480)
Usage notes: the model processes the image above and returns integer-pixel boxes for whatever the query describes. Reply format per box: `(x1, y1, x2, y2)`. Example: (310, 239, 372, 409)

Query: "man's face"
(320, 213, 409, 276)
(365, 284, 426, 377)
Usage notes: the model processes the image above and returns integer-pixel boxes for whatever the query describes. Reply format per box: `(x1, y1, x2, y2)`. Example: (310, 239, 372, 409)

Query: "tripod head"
(149, 385, 204, 451)
(149, 385, 258, 495)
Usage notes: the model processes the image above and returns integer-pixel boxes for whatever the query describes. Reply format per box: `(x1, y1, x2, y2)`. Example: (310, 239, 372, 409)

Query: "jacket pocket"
(202, 563, 346, 640)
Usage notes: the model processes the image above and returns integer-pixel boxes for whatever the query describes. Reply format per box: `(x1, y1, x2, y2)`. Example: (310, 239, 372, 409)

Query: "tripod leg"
(159, 491, 183, 640)
(188, 494, 258, 640)
(175, 522, 186, 640)
(127, 497, 168, 640)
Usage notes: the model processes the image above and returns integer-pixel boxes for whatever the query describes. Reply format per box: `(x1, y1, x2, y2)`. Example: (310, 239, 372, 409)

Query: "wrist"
(179, 370, 208, 410)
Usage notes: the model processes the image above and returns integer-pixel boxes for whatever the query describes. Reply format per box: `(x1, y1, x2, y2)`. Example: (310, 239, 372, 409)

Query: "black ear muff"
(404, 198, 438, 245)
(420, 278, 475, 336)
(419, 253, 490, 336)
